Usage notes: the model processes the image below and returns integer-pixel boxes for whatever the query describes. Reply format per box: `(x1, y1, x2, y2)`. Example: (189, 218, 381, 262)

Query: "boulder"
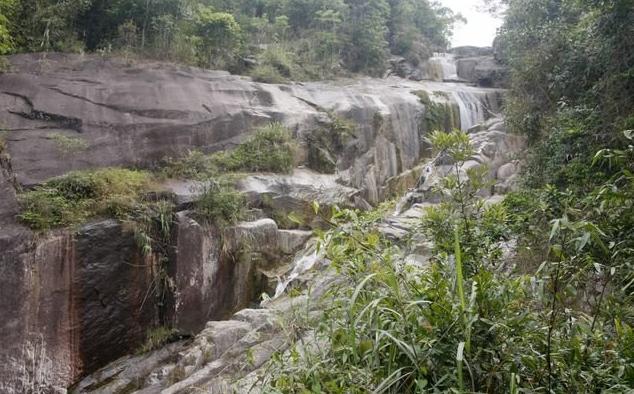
(456, 56, 508, 88)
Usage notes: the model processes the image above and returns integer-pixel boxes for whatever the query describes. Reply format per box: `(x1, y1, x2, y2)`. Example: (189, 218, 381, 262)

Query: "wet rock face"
(170, 213, 316, 335)
(74, 221, 157, 374)
(0, 221, 156, 394)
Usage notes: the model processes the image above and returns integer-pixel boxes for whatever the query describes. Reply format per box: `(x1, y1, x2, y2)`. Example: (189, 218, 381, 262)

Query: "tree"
(342, 0, 390, 75)
(0, 0, 15, 54)
(194, 6, 242, 69)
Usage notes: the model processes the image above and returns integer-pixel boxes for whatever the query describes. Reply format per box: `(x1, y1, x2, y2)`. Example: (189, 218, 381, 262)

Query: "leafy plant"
(211, 122, 296, 174)
(261, 128, 634, 393)
(162, 123, 296, 179)
(422, 130, 504, 272)
(193, 178, 244, 225)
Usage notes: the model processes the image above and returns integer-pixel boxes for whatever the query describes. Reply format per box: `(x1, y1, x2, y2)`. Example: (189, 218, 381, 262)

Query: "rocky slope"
(0, 52, 509, 392)
(73, 118, 524, 393)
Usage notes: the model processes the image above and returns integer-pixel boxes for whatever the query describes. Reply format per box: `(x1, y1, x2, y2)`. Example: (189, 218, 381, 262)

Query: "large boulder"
(456, 56, 508, 88)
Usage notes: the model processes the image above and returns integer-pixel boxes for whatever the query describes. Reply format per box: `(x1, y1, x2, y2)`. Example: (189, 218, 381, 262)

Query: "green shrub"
(263, 131, 634, 393)
(18, 168, 153, 230)
(211, 122, 296, 173)
(250, 64, 287, 84)
(50, 133, 89, 155)
(249, 45, 303, 83)
(162, 123, 296, 179)
(161, 150, 217, 180)
(194, 179, 244, 225)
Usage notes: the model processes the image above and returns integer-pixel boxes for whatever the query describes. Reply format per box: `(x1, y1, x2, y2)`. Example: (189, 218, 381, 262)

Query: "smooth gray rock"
(456, 56, 508, 88)
(277, 229, 313, 255)
(0, 53, 509, 392)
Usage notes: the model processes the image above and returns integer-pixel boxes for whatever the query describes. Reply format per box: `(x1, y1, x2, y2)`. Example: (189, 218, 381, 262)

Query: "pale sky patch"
(439, 0, 503, 48)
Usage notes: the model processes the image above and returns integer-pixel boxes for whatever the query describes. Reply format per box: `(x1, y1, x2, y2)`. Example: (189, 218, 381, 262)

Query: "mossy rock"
(305, 115, 356, 174)
(413, 90, 460, 132)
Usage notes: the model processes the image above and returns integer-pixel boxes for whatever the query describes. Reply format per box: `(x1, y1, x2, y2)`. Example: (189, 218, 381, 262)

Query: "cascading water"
(274, 249, 322, 298)
(425, 53, 460, 81)
(420, 53, 497, 130)
(452, 90, 486, 131)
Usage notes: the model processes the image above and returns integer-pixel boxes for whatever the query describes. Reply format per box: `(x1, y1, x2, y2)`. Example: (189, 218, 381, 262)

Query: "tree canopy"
(0, 0, 462, 78)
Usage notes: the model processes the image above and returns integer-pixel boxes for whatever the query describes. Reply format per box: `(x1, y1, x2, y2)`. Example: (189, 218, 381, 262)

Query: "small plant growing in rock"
(138, 326, 178, 354)
(50, 133, 89, 156)
(162, 123, 297, 179)
(306, 114, 356, 174)
(413, 90, 460, 132)
(194, 178, 244, 225)
(161, 149, 217, 180)
(167, 365, 186, 385)
(0, 130, 7, 154)
(212, 122, 297, 173)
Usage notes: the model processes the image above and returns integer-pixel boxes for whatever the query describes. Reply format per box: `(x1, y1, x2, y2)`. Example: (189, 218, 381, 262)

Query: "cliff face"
(0, 222, 155, 392)
(73, 116, 526, 394)
(0, 53, 502, 199)
(0, 53, 506, 392)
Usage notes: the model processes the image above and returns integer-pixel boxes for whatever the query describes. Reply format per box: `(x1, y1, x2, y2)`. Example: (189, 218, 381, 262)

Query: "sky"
(439, 0, 503, 48)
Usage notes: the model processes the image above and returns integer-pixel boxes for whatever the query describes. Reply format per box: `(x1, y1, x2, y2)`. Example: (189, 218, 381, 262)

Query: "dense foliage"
(18, 168, 154, 229)
(496, 0, 633, 189)
(251, 1, 634, 392)
(263, 129, 634, 392)
(0, 0, 460, 78)
(17, 121, 300, 232)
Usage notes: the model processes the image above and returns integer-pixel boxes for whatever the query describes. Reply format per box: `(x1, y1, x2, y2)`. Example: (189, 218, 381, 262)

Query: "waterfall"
(426, 53, 459, 81)
(452, 90, 486, 131)
(274, 249, 322, 298)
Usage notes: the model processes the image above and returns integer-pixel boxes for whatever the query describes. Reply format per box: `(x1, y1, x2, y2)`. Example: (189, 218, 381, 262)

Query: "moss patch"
(50, 133, 89, 156)
(306, 115, 356, 174)
(193, 178, 245, 226)
(413, 90, 460, 132)
(138, 326, 179, 354)
(18, 168, 154, 230)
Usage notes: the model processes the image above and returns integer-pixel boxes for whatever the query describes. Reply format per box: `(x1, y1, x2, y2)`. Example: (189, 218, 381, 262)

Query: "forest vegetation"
(1, 0, 633, 392)
(0, 0, 461, 80)
(259, 0, 634, 392)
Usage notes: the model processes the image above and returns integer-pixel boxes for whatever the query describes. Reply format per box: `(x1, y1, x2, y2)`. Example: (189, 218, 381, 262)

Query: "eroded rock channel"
(0, 51, 516, 393)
